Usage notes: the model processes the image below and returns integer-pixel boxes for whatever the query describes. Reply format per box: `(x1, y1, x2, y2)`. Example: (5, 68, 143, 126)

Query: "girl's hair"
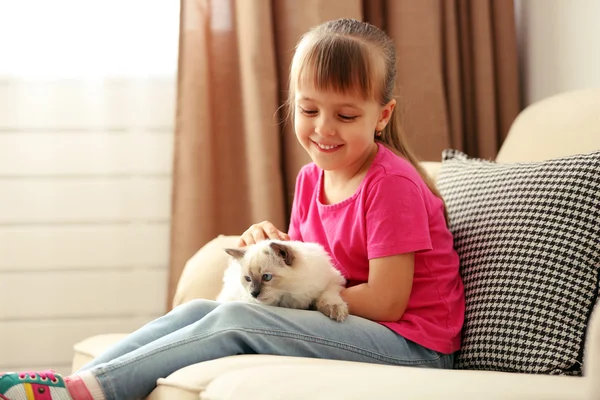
(287, 18, 448, 222)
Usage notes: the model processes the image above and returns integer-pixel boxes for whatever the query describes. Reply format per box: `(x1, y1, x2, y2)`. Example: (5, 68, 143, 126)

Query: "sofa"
(72, 87, 600, 399)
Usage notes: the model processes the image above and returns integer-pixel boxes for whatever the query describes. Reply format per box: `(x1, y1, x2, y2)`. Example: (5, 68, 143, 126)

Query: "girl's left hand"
(238, 220, 290, 247)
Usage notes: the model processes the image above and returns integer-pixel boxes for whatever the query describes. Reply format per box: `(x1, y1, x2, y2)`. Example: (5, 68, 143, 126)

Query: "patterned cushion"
(437, 149, 600, 375)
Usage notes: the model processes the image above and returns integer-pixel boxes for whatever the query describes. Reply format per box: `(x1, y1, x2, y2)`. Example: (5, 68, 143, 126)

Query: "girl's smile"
(312, 140, 344, 152)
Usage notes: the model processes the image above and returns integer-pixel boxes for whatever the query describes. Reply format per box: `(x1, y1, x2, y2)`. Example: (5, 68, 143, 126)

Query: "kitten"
(216, 239, 349, 322)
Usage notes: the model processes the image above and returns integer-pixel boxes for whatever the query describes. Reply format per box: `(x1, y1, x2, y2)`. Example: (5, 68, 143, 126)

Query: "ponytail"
(377, 107, 449, 225)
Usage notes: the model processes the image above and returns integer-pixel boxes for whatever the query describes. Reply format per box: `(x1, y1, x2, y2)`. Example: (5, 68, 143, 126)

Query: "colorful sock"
(0, 370, 97, 400)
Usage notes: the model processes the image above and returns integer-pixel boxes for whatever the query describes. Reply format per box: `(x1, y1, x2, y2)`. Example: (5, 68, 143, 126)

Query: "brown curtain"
(167, 0, 521, 308)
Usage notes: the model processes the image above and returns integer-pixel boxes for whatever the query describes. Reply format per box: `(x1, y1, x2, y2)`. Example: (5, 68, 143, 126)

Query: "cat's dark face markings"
(246, 270, 273, 298)
(224, 241, 296, 303)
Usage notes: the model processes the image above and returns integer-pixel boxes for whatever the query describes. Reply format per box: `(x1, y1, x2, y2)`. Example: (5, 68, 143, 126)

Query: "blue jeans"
(77, 299, 454, 400)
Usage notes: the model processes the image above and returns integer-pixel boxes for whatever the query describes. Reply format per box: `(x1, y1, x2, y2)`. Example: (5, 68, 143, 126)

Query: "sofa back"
(421, 88, 600, 183)
(496, 87, 600, 163)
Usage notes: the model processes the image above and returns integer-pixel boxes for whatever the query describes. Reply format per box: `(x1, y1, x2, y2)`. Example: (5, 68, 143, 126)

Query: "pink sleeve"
(287, 170, 304, 241)
(365, 175, 432, 259)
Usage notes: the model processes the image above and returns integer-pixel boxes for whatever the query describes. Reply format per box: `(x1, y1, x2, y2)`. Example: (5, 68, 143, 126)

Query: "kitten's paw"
(316, 298, 349, 322)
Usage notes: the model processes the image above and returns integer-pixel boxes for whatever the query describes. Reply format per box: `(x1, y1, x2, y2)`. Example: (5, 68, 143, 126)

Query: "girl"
(0, 18, 464, 400)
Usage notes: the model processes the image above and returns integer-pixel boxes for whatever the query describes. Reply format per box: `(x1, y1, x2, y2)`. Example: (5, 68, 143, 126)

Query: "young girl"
(0, 18, 464, 400)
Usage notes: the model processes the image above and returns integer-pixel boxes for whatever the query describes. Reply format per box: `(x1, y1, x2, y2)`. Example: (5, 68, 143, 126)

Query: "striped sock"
(66, 373, 105, 400)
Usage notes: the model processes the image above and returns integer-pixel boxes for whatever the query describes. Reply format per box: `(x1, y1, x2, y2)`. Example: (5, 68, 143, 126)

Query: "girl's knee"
(216, 301, 257, 314)
(171, 298, 218, 316)
(214, 301, 265, 322)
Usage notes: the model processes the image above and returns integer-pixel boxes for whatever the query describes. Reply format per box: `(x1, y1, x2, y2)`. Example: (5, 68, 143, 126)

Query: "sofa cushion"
(202, 361, 586, 400)
(437, 149, 600, 375)
(148, 354, 365, 399)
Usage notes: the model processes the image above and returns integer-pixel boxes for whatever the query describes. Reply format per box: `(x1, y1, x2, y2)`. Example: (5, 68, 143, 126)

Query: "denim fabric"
(77, 300, 454, 400)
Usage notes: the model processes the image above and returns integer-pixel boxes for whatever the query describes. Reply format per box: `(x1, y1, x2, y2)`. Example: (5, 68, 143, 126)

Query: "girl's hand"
(239, 221, 290, 247)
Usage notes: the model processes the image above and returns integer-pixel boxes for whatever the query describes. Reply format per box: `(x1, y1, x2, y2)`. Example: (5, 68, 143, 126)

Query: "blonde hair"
(287, 18, 448, 222)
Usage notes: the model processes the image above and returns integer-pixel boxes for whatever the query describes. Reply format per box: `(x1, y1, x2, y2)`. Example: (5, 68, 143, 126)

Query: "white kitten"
(216, 239, 349, 322)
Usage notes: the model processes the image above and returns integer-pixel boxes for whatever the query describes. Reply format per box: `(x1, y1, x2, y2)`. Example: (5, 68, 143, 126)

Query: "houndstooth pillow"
(437, 149, 600, 375)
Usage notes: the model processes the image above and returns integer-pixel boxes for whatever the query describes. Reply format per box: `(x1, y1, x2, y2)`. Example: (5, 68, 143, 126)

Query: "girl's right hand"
(238, 221, 290, 247)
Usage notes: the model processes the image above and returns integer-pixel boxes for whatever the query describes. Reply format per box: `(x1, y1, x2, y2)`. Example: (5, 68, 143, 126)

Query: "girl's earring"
(375, 130, 383, 138)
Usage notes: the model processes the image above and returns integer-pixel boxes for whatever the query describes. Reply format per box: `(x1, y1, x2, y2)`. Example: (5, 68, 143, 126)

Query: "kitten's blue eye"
(244, 276, 251, 282)
(262, 274, 273, 282)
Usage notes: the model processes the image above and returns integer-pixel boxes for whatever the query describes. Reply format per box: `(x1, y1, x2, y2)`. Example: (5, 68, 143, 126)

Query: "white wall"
(515, 0, 600, 106)
(0, 1, 179, 374)
(0, 79, 175, 375)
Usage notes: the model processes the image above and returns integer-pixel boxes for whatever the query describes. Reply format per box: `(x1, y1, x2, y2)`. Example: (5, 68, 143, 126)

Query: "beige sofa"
(72, 88, 600, 399)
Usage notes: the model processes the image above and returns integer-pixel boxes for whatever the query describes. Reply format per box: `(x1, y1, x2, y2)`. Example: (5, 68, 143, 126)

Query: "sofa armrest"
(71, 333, 129, 373)
(172, 234, 240, 308)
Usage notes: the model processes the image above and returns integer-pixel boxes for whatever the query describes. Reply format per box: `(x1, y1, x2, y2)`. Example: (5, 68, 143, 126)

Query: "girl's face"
(294, 85, 394, 174)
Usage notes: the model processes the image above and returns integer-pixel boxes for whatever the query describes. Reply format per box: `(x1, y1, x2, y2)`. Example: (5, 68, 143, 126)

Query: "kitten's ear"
(269, 242, 294, 266)
(224, 248, 246, 260)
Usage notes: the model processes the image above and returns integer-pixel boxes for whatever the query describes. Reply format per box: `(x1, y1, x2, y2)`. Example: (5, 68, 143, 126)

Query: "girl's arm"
(340, 252, 414, 322)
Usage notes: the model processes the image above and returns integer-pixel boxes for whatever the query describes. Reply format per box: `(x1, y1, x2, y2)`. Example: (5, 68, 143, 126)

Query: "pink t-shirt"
(288, 142, 465, 354)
